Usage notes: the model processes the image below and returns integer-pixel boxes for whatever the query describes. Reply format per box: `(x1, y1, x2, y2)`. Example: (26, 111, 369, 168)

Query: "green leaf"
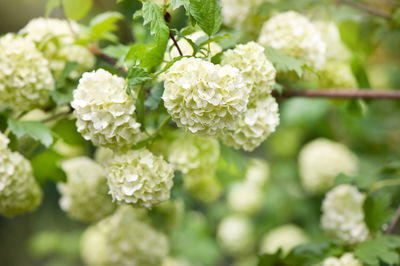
(355, 235, 400, 265)
(258, 250, 283, 266)
(45, 0, 61, 17)
(264, 47, 308, 77)
(188, 0, 222, 36)
(62, 0, 92, 20)
(31, 149, 66, 184)
(282, 242, 341, 266)
(347, 99, 368, 117)
(126, 66, 152, 94)
(363, 193, 395, 233)
(89, 11, 123, 42)
(8, 119, 54, 148)
(135, 86, 146, 131)
(50, 61, 78, 105)
(171, 0, 190, 10)
(274, 83, 284, 95)
(145, 82, 164, 110)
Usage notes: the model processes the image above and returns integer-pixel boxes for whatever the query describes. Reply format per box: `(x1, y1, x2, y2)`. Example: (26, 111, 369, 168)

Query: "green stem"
(151, 115, 171, 139)
(207, 38, 211, 61)
(3, 128, 11, 137)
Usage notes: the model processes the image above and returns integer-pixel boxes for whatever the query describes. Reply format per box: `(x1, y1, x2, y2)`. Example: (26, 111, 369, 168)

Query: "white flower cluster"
(163, 257, 191, 266)
(298, 138, 359, 194)
(227, 159, 270, 214)
(164, 31, 222, 62)
(259, 224, 308, 256)
(0, 132, 42, 217)
(217, 215, 254, 255)
(321, 184, 369, 245)
(258, 11, 326, 70)
(321, 253, 363, 266)
(105, 148, 174, 208)
(168, 132, 220, 174)
(314, 22, 350, 62)
(20, 17, 95, 78)
(218, 96, 279, 151)
(320, 61, 358, 89)
(57, 157, 116, 223)
(184, 168, 222, 203)
(72, 69, 145, 150)
(222, 42, 276, 101)
(81, 206, 169, 266)
(0, 34, 54, 112)
(163, 57, 249, 135)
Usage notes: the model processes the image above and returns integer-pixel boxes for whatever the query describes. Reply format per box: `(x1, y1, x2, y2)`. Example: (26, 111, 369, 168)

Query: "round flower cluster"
(184, 169, 222, 203)
(227, 181, 263, 214)
(0, 34, 54, 112)
(105, 148, 174, 208)
(20, 17, 95, 78)
(71, 69, 144, 150)
(217, 215, 254, 255)
(164, 31, 222, 62)
(57, 157, 116, 223)
(245, 158, 270, 186)
(259, 224, 308, 256)
(298, 138, 359, 194)
(321, 253, 363, 266)
(0, 133, 42, 217)
(168, 132, 220, 173)
(222, 42, 276, 101)
(218, 96, 280, 151)
(81, 206, 169, 266)
(163, 57, 249, 135)
(321, 184, 369, 245)
(320, 61, 358, 89)
(258, 11, 326, 70)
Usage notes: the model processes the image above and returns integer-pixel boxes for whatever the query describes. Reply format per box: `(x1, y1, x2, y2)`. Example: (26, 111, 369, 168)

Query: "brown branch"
(274, 89, 400, 99)
(89, 45, 128, 75)
(386, 206, 400, 234)
(169, 30, 183, 56)
(336, 0, 392, 20)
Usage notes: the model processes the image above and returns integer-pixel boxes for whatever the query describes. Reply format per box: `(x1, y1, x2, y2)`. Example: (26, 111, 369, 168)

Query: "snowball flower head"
(168, 132, 220, 173)
(222, 42, 276, 101)
(298, 138, 359, 194)
(0, 34, 54, 112)
(20, 17, 94, 77)
(217, 215, 254, 255)
(81, 206, 169, 266)
(322, 253, 363, 266)
(320, 61, 357, 89)
(105, 148, 174, 208)
(184, 169, 222, 203)
(0, 133, 42, 216)
(245, 158, 270, 186)
(321, 184, 369, 245)
(57, 157, 116, 223)
(165, 31, 222, 62)
(218, 96, 279, 151)
(260, 224, 308, 256)
(163, 57, 249, 135)
(258, 11, 326, 70)
(227, 181, 263, 214)
(72, 69, 145, 150)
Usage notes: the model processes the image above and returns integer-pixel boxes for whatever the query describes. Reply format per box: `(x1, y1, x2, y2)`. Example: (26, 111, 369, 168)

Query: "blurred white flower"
(0, 132, 42, 217)
(57, 157, 116, 223)
(259, 224, 308, 255)
(258, 11, 326, 70)
(0, 34, 54, 112)
(71, 69, 145, 150)
(184, 168, 222, 203)
(217, 215, 255, 255)
(321, 253, 363, 266)
(320, 61, 357, 89)
(227, 181, 263, 214)
(163, 57, 249, 135)
(106, 148, 174, 208)
(298, 138, 359, 194)
(321, 184, 369, 245)
(245, 158, 270, 186)
(81, 206, 169, 266)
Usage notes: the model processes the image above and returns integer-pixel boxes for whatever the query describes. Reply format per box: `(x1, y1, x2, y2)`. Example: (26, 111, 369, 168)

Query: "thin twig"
(336, 0, 392, 20)
(169, 30, 183, 56)
(386, 206, 400, 234)
(41, 108, 73, 123)
(60, 4, 80, 39)
(89, 45, 128, 75)
(273, 89, 400, 99)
